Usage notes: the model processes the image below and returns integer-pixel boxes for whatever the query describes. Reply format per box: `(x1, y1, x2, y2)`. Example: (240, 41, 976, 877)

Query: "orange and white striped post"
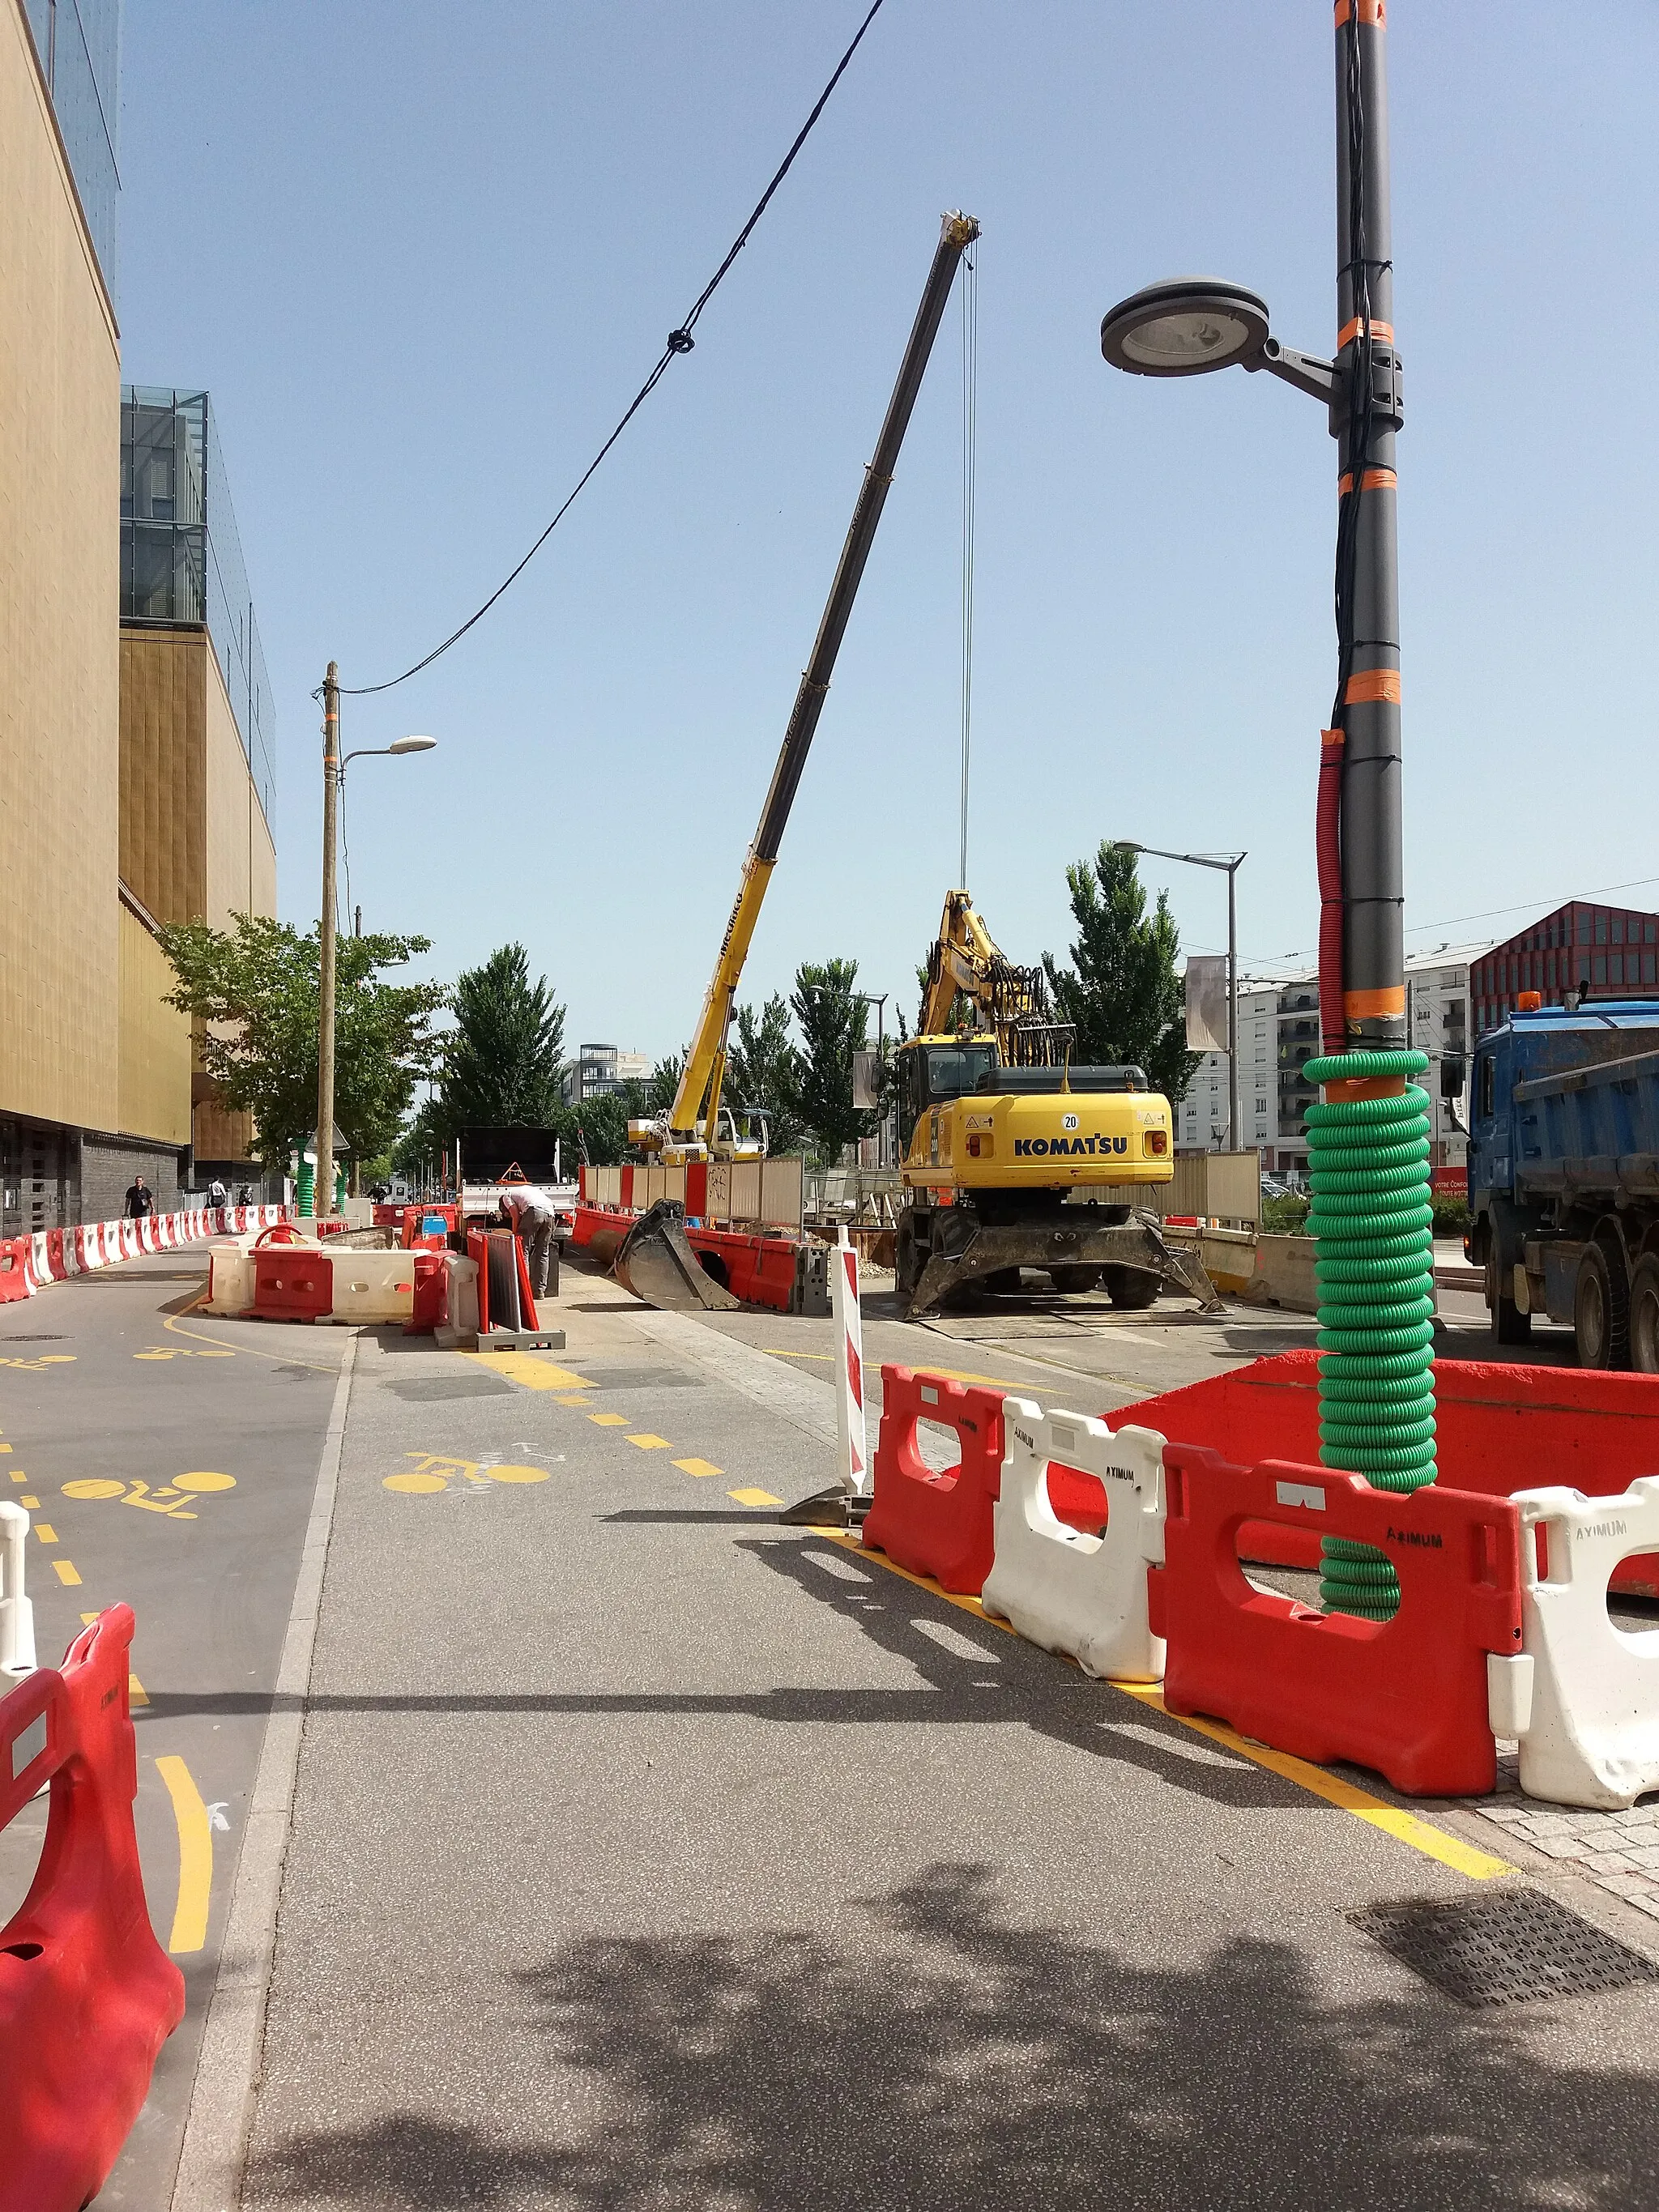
(832, 1228, 868, 1497)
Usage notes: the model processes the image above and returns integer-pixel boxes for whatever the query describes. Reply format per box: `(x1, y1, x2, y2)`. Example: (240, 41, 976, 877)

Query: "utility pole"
(316, 662, 339, 1219)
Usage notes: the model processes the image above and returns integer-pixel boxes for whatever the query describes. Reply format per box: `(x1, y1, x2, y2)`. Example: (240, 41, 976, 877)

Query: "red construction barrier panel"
(251, 1232, 333, 1321)
(0, 1241, 31, 1304)
(0, 1607, 185, 2210)
(1106, 1349, 1659, 1596)
(1149, 1445, 1525, 1796)
(860, 1367, 1008, 1593)
(684, 1225, 797, 1313)
(405, 1250, 450, 1335)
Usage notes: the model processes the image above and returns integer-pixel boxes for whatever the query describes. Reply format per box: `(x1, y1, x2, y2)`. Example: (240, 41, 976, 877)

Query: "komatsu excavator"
(893, 892, 1218, 1317)
(615, 211, 980, 1311)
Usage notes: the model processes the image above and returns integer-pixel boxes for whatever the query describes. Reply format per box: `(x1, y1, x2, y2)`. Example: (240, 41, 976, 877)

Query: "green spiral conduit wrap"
(1303, 1049, 1436, 1621)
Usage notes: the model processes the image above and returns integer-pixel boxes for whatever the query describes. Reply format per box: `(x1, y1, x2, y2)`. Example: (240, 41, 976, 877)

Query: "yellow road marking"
(155, 1755, 212, 1953)
(0, 1443, 9, 1451)
(53, 1560, 81, 1585)
(162, 1310, 335, 1376)
(555, 1394, 591, 1406)
(814, 1529, 1512, 1883)
(728, 1487, 783, 1507)
(468, 1352, 596, 1392)
(764, 1349, 834, 1361)
(588, 1413, 629, 1427)
(627, 1434, 672, 1451)
(9, 1470, 25, 1483)
(385, 1471, 447, 1493)
(63, 1479, 126, 1501)
(675, 1458, 723, 1478)
(19, 1495, 37, 1510)
(33, 1524, 57, 1544)
(488, 1464, 551, 1485)
(130, 1674, 149, 1707)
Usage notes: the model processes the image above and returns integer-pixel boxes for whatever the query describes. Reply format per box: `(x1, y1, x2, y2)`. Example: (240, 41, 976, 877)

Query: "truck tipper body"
(1466, 1001, 1659, 1368)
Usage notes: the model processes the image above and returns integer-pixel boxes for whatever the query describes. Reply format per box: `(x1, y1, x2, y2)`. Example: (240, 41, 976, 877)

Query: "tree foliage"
(789, 960, 875, 1166)
(157, 914, 446, 1173)
(1042, 842, 1200, 1107)
(726, 995, 807, 1157)
(440, 944, 565, 1131)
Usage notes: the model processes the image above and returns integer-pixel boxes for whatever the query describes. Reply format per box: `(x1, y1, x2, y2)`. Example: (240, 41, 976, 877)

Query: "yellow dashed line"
(33, 1523, 58, 1544)
(674, 1458, 723, 1478)
(469, 1352, 596, 1392)
(155, 1755, 212, 1953)
(19, 1495, 38, 1509)
(627, 1434, 672, 1451)
(555, 1395, 591, 1407)
(727, 1487, 782, 1508)
(814, 1528, 1512, 1883)
(53, 1559, 81, 1586)
(7, 1471, 24, 1484)
(588, 1412, 629, 1427)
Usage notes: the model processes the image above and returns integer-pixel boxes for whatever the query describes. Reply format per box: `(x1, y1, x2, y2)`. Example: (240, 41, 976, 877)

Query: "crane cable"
(957, 238, 979, 892)
(339, 0, 890, 699)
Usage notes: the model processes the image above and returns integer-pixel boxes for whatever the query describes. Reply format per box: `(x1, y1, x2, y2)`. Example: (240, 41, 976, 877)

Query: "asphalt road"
(236, 1260, 1659, 2212)
(0, 1250, 348, 2208)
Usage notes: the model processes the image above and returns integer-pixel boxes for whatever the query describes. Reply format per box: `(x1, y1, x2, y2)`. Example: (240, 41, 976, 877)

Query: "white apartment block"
(1176, 986, 1282, 1157)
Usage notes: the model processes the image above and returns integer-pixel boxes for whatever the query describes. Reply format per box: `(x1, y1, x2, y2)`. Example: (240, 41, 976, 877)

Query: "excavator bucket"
(905, 1208, 1222, 1320)
(614, 1200, 742, 1312)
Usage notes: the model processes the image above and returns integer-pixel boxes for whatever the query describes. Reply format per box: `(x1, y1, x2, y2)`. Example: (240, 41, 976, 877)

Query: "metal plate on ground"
(382, 1375, 515, 1402)
(1350, 1889, 1659, 2008)
(0, 1334, 69, 1343)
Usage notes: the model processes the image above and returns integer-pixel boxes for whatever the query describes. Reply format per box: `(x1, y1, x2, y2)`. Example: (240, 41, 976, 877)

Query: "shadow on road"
(244, 1860, 1657, 2210)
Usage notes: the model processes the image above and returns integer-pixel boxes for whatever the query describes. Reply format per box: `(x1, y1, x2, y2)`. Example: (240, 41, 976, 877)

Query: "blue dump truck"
(1462, 999, 1659, 1369)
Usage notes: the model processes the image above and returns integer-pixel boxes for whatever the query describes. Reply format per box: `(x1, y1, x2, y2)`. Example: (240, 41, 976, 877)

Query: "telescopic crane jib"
(628, 211, 980, 1167)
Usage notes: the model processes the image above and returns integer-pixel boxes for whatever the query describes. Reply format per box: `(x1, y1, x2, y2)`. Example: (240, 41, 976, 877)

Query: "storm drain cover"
(1350, 1889, 1659, 2008)
(0, 1334, 67, 1343)
(383, 1375, 514, 1402)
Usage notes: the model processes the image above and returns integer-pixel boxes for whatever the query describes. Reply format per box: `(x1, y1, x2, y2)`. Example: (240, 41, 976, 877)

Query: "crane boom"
(642, 211, 980, 1161)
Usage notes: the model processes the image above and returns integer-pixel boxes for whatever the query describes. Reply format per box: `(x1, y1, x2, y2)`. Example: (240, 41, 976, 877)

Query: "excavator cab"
(895, 1036, 999, 1151)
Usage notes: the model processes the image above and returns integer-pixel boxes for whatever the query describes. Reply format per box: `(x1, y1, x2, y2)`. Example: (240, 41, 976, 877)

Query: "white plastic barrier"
(1503, 1479, 1659, 1809)
(327, 1250, 416, 1324)
(832, 1229, 868, 1497)
(0, 1499, 36, 1677)
(981, 1400, 1167, 1682)
(445, 1254, 480, 1340)
(203, 1240, 258, 1315)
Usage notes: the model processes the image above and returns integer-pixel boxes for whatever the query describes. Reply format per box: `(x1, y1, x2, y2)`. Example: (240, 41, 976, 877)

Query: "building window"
(1593, 956, 1607, 984)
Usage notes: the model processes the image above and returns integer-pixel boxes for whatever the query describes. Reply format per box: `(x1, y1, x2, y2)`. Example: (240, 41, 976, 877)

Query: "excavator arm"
(917, 889, 1068, 1066)
(634, 211, 981, 1162)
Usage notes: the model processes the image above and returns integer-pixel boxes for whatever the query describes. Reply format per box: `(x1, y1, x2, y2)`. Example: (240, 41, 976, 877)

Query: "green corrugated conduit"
(1303, 1049, 1436, 1621)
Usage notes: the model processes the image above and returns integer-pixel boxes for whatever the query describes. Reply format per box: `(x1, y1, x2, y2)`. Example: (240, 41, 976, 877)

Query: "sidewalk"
(203, 1281, 1658, 2210)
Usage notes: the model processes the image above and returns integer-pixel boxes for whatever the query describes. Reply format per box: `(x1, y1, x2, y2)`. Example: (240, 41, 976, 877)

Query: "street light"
(315, 662, 437, 1217)
(1113, 842, 1246, 1151)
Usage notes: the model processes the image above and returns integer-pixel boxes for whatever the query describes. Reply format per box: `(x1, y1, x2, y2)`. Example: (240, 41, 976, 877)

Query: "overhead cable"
(343, 0, 890, 697)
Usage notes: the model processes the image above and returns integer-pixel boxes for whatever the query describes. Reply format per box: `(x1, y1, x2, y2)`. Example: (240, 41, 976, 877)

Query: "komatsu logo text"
(1013, 1135, 1130, 1157)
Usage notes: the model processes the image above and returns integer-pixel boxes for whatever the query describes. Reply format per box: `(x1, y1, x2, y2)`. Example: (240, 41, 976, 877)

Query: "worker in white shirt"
(497, 1177, 560, 1298)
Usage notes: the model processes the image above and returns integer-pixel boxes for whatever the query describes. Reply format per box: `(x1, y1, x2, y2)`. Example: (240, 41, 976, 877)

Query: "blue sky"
(117, 2, 1659, 1057)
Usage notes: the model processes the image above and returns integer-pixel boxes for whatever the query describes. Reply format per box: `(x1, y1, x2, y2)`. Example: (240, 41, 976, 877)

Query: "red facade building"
(1472, 901, 1659, 1034)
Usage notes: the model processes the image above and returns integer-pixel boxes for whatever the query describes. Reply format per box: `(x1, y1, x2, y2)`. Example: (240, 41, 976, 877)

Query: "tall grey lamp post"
(314, 662, 435, 1217)
(1098, 3, 1405, 1062)
(1115, 843, 1246, 1147)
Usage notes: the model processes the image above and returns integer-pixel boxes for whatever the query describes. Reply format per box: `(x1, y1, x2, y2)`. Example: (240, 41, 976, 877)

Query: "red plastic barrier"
(405, 1249, 450, 1335)
(1105, 1349, 1659, 1596)
(860, 1366, 1007, 1593)
(620, 1166, 636, 1209)
(685, 1225, 798, 1313)
(1150, 1446, 1524, 1796)
(44, 1228, 66, 1282)
(252, 1247, 332, 1321)
(0, 1241, 30, 1303)
(685, 1162, 708, 1218)
(0, 1608, 185, 2209)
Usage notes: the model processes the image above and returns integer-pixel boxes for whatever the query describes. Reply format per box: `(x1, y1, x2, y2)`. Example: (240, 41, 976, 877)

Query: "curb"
(168, 1333, 357, 2210)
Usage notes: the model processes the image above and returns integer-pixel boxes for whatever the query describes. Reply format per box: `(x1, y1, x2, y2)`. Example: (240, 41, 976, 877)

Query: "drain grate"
(1350, 1888, 1659, 2008)
(0, 1334, 67, 1343)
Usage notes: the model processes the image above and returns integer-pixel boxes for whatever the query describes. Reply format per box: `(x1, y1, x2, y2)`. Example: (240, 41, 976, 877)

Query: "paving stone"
(1623, 1844, 1659, 1873)
(1582, 1852, 1640, 1876)
(1596, 1872, 1659, 1902)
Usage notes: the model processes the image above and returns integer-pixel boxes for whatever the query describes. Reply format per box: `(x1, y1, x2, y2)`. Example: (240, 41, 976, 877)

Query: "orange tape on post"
(1337, 467, 1397, 497)
(1333, 0, 1387, 29)
(1343, 668, 1402, 706)
(1324, 1075, 1407, 1103)
(1342, 986, 1406, 1021)
(1337, 315, 1394, 350)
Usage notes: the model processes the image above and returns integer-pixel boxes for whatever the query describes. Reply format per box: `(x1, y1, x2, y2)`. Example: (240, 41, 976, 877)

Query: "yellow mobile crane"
(616, 212, 980, 1308)
(893, 891, 1218, 1316)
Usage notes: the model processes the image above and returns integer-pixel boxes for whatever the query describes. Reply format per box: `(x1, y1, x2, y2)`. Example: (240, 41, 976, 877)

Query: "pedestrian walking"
(124, 1174, 154, 1220)
(207, 1177, 228, 1207)
(497, 1175, 560, 1299)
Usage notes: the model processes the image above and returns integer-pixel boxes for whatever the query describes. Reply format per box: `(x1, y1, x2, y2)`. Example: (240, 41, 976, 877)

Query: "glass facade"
(122, 387, 278, 827)
(22, 0, 120, 294)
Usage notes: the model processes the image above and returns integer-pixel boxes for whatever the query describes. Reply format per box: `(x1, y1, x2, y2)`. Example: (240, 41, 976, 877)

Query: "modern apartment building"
(571, 1044, 652, 1102)
(2, 2, 278, 1227)
(1175, 985, 1282, 1156)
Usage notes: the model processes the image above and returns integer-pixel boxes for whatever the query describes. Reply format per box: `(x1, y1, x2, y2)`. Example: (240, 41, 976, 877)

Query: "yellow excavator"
(893, 891, 1218, 1317)
(616, 211, 980, 1307)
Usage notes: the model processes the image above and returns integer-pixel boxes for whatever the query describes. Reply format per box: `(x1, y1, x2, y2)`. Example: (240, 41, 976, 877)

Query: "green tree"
(440, 944, 565, 1131)
(564, 1091, 629, 1166)
(789, 960, 874, 1166)
(726, 995, 806, 1156)
(157, 914, 446, 1174)
(1042, 842, 1200, 1106)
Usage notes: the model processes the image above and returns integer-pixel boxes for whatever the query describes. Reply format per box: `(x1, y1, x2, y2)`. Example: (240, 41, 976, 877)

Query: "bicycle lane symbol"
(382, 1453, 553, 1496)
(60, 1473, 237, 1520)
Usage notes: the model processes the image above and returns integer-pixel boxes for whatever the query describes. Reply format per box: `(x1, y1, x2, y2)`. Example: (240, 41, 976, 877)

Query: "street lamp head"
(1100, 278, 1269, 378)
(388, 735, 437, 754)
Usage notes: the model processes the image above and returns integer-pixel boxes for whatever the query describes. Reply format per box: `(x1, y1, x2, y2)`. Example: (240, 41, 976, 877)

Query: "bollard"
(833, 1229, 868, 1497)
(0, 1503, 36, 1678)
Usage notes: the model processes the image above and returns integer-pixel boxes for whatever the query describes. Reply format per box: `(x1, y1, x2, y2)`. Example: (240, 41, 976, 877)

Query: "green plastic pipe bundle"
(1303, 1048, 1436, 1619)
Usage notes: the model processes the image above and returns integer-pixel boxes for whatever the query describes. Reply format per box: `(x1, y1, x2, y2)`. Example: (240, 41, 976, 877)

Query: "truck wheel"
(1630, 1256, 1659, 1375)
(1102, 1266, 1159, 1311)
(1484, 1246, 1531, 1345)
(1574, 1239, 1631, 1370)
(1049, 1264, 1101, 1294)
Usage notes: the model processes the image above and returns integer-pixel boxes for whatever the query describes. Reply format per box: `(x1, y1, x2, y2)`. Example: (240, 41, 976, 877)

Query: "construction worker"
(497, 1174, 560, 1298)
